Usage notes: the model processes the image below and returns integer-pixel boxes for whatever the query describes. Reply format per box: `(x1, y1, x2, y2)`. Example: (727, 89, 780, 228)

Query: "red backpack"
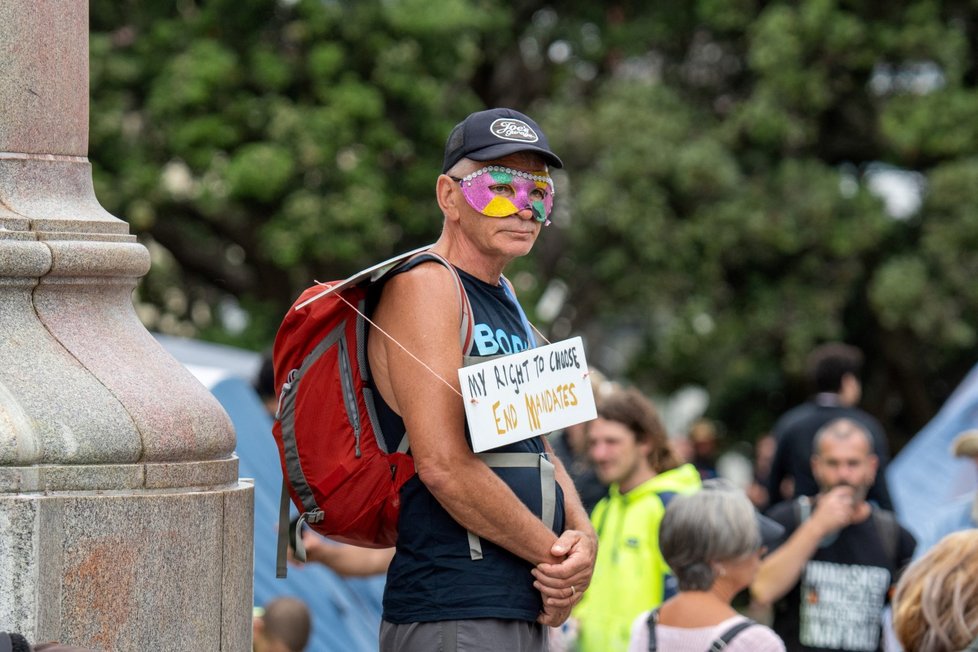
(270, 246, 473, 577)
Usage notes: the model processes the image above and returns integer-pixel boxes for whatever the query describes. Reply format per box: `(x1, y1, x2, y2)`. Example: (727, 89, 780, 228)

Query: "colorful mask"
(452, 165, 555, 224)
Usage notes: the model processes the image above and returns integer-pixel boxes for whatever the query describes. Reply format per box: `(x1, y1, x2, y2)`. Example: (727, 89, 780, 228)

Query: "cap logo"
(489, 118, 539, 143)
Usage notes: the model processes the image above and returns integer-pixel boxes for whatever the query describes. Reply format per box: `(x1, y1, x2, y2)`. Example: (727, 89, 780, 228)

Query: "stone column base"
(0, 466, 254, 651)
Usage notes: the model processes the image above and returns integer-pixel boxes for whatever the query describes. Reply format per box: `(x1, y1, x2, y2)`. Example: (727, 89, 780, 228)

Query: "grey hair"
(659, 480, 761, 591)
(812, 418, 874, 457)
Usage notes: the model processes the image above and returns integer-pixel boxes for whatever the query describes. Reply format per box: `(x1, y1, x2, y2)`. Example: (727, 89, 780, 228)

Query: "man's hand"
(537, 602, 574, 627)
(810, 486, 857, 537)
(531, 529, 597, 613)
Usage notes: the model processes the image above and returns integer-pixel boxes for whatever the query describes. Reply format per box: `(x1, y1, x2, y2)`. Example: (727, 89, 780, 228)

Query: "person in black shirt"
(766, 343, 892, 510)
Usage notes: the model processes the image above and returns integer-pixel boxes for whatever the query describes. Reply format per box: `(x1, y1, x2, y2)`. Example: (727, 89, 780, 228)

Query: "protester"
(573, 385, 701, 652)
(913, 429, 978, 556)
(891, 529, 978, 652)
(367, 107, 595, 651)
(751, 418, 915, 652)
(627, 480, 786, 652)
(767, 342, 893, 510)
(253, 596, 312, 652)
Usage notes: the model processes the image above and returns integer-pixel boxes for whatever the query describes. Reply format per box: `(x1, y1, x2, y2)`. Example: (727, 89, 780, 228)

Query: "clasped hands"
(532, 529, 597, 626)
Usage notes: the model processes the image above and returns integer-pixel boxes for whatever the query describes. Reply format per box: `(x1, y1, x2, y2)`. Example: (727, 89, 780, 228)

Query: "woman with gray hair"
(628, 481, 786, 651)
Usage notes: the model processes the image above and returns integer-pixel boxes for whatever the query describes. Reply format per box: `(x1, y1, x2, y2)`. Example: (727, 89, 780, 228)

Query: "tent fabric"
(888, 362, 978, 544)
(156, 334, 385, 651)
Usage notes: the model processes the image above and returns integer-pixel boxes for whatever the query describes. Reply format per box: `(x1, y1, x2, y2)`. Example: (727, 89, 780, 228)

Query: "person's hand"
(286, 527, 326, 566)
(811, 486, 856, 536)
(531, 529, 596, 610)
(537, 601, 574, 627)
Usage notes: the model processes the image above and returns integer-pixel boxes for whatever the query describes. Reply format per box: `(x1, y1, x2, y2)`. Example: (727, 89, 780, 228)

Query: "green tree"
(89, 0, 978, 449)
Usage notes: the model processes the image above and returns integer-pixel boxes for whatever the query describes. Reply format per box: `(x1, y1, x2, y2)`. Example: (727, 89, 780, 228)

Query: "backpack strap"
(465, 451, 556, 560)
(646, 607, 660, 652)
(870, 507, 900, 570)
(708, 618, 757, 651)
(396, 250, 475, 355)
(648, 609, 756, 652)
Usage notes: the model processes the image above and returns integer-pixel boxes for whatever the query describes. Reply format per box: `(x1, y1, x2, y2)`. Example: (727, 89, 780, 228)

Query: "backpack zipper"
(337, 335, 362, 457)
(275, 368, 299, 420)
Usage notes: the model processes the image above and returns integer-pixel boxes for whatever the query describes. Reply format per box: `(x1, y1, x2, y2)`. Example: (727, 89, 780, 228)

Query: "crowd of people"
(253, 107, 977, 652)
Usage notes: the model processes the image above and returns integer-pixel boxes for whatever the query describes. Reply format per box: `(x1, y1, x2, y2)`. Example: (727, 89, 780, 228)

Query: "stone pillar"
(0, 3, 254, 650)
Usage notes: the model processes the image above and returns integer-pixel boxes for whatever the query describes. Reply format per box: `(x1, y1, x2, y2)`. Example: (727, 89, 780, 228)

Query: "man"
(914, 429, 978, 555)
(767, 343, 893, 509)
(751, 418, 916, 652)
(367, 108, 596, 651)
(573, 386, 701, 652)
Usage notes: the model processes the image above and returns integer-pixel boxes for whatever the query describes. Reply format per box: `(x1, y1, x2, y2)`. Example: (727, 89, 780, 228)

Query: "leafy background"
(89, 0, 978, 451)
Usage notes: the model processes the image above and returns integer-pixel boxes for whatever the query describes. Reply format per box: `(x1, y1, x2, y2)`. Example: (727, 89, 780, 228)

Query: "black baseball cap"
(442, 108, 564, 173)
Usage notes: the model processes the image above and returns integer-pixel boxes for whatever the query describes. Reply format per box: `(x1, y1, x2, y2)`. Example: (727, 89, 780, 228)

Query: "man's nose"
(515, 205, 535, 220)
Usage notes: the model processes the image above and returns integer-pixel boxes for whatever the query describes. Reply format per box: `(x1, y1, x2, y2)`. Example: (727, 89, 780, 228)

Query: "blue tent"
(156, 335, 385, 651)
(888, 361, 978, 544)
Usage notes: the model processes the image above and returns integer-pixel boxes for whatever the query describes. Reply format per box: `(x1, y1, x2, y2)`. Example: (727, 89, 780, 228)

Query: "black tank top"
(371, 259, 566, 624)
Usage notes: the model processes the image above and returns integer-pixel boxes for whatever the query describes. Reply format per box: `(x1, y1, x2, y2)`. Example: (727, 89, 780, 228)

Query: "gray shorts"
(379, 618, 548, 652)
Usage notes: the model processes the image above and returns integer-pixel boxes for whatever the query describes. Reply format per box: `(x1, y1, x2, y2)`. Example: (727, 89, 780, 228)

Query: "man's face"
(448, 152, 548, 259)
(587, 417, 649, 488)
(812, 432, 878, 501)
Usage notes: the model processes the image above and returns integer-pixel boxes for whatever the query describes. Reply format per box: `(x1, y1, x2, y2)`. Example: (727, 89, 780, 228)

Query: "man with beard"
(751, 418, 916, 652)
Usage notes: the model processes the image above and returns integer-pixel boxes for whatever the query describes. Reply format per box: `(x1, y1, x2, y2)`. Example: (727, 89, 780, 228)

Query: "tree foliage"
(89, 0, 978, 448)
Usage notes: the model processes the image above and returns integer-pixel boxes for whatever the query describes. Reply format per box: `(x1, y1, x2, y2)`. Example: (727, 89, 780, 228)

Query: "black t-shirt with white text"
(766, 499, 916, 652)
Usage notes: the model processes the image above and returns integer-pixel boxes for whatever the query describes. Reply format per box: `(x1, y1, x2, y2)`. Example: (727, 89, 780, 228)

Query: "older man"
(368, 108, 596, 651)
(752, 418, 915, 652)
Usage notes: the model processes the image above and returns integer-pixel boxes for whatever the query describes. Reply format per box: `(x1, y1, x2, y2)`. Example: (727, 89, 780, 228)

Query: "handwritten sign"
(458, 336, 597, 453)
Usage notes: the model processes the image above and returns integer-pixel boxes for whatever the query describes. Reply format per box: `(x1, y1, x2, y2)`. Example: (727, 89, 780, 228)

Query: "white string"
(331, 290, 466, 400)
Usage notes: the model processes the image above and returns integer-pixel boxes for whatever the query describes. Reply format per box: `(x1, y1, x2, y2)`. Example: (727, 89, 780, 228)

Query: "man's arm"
(371, 263, 564, 565)
(750, 487, 856, 606)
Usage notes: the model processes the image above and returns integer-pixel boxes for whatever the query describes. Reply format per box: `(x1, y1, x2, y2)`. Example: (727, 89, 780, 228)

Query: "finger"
(533, 562, 592, 585)
(550, 529, 582, 557)
(532, 567, 590, 590)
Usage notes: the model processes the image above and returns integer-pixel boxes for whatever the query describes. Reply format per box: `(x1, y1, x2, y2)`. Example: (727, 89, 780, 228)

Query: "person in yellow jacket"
(573, 386, 702, 652)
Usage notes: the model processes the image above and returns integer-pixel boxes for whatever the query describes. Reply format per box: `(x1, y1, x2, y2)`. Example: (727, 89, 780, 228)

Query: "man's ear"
(867, 453, 879, 480)
(810, 454, 821, 479)
(436, 174, 461, 222)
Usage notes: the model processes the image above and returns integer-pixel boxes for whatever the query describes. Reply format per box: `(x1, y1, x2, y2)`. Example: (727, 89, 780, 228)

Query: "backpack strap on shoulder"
(397, 250, 475, 355)
(707, 619, 756, 651)
(646, 607, 660, 652)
